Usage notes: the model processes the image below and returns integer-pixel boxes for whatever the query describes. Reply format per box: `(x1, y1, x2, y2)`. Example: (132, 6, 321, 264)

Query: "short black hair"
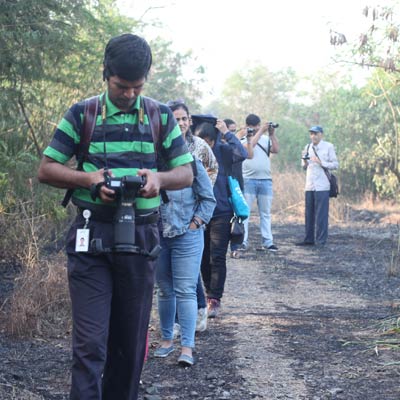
(245, 114, 261, 126)
(224, 118, 235, 126)
(103, 33, 152, 81)
(195, 122, 218, 143)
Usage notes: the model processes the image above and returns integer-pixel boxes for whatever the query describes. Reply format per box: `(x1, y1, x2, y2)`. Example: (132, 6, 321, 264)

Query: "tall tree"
(331, 2, 400, 199)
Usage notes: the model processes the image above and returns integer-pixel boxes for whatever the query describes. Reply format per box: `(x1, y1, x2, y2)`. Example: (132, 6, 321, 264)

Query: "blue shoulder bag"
(227, 176, 249, 220)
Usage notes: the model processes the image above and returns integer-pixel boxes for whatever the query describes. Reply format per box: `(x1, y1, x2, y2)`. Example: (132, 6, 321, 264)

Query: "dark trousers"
(305, 190, 330, 245)
(66, 217, 159, 400)
(201, 214, 232, 300)
(196, 273, 206, 309)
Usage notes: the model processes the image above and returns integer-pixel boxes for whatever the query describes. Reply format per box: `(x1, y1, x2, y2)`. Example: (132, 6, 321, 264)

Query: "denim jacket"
(160, 158, 216, 238)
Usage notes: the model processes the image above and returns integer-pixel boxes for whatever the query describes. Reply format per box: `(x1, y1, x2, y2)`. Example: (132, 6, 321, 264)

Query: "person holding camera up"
(296, 126, 338, 247)
(196, 119, 247, 317)
(239, 113, 280, 252)
(38, 34, 194, 400)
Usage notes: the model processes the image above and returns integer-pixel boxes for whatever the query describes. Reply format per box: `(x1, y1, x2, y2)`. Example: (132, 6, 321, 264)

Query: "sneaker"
(207, 298, 221, 318)
(256, 244, 278, 252)
(173, 323, 181, 339)
(237, 243, 248, 252)
(177, 353, 194, 367)
(154, 345, 175, 358)
(196, 307, 208, 332)
(230, 250, 241, 259)
(267, 244, 278, 252)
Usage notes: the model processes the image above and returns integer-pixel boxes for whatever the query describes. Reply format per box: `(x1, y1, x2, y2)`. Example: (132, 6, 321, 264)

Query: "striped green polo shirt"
(43, 92, 193, 213)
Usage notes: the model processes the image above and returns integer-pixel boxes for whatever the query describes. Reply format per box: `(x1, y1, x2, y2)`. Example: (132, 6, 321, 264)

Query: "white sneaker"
(173, 323, 181, 339)
(196, 307, 208, 332)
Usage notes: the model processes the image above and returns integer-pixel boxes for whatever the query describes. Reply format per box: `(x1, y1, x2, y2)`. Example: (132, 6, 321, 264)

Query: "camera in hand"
(246, 128, 255, 136)
(268, 122, 279, 134)
(105, 175, 145, 203)
(90, 173, 161, 259)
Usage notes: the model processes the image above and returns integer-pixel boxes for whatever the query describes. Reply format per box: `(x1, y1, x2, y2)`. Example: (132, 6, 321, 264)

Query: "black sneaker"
(237, 243, 248, 252)
(295, 241, 314, 246)
(256, 244, 278, 252)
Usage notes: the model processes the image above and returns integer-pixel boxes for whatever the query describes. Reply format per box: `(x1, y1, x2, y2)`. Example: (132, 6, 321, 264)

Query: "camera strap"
(256, 141, 271, 157)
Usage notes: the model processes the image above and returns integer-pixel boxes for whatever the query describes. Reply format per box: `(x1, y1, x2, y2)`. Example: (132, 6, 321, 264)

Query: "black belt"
(77, 207, 159, 225)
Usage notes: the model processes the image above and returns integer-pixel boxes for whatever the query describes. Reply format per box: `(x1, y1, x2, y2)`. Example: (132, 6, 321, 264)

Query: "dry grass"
(7, 257, 70, 338)
(271, 170, 351, 225)
(2, 171, 399, 339)
(0, 200, 70, 338)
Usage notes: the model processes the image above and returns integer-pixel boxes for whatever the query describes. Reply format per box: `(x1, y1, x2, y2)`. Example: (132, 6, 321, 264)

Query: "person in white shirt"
(296, 125, 339, 246)
(240, 114, 280, 252)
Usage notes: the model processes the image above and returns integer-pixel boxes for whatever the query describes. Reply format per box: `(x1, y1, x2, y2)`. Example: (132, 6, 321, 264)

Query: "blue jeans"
(305, 190, 330, 244)
(243, 179, 274, 247)
(156, 228, 204, 348)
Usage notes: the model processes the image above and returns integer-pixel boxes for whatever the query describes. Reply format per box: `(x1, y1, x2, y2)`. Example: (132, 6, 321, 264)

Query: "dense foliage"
(0, 1, 398, 231)
(0, 0, 204, 217)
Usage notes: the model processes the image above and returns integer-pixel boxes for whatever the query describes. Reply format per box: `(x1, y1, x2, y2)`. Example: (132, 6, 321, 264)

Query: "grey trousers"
(304, 190, 330, 245)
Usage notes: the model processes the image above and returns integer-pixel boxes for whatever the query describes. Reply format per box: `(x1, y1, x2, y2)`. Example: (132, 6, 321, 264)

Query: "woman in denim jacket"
(154, 157, 216, 366)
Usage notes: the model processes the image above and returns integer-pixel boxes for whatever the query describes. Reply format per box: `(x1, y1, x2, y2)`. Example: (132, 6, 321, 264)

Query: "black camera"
(105, 175, 145, 203)
(267, 122, 279, 134)
(90, 173, 161, 259)
(246, 128, 255, 136)
(302, 154, 310, 161)
(105, 175, 145, 252)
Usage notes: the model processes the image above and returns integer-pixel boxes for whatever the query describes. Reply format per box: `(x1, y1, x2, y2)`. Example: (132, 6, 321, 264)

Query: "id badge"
(75, 229, 90, 252)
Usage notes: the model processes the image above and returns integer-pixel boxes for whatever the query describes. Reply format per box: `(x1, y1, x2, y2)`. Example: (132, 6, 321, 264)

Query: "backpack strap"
(142, 96, 162, 161)
(61, 95, 99, 207)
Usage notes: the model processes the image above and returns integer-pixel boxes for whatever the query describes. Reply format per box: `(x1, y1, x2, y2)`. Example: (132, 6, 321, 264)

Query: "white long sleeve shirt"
(302, 140, 339, 191)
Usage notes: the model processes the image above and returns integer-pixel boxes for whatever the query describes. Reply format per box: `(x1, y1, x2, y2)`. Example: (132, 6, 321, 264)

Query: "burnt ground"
(0, 215, 400, 399)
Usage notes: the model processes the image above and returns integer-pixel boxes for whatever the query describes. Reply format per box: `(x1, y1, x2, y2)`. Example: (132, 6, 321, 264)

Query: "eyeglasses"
(166, 98, 185, 107)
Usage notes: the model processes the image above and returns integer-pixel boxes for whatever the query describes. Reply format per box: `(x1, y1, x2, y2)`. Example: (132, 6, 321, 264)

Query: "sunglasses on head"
(166, 98, 185, 107)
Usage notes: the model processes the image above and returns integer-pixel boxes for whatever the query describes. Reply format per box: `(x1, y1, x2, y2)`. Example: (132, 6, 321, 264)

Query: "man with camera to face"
(38, 34, 193, 400)
(239, 113, 280, 252)
(297, 125, 338, 247)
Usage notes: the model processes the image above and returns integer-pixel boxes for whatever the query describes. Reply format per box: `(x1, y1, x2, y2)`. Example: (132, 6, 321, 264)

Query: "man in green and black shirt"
(38, 34, 193, 400)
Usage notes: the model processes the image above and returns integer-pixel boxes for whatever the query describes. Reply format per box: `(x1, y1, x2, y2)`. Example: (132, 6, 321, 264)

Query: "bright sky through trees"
(118, 0, 381, 99)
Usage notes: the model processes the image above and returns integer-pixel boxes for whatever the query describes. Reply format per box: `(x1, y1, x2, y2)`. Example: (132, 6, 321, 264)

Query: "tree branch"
(331, 58, 400, 74)
(17, 95, 42, 159)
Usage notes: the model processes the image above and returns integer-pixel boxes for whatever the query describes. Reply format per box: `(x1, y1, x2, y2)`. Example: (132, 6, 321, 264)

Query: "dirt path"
(0, 220, 400, 399)
(142, 220, 400, 400)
